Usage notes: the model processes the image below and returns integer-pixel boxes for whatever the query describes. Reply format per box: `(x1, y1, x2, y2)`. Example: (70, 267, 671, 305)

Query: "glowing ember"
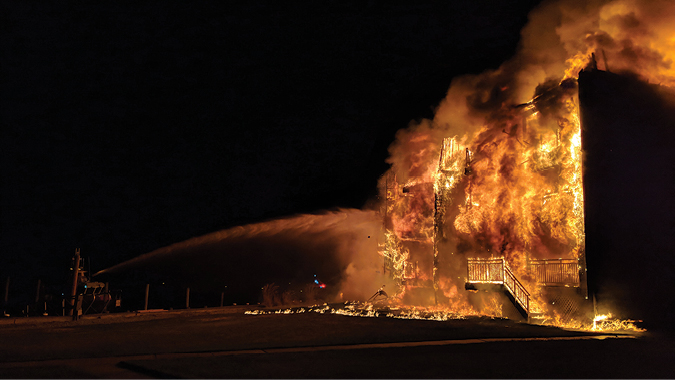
(591, 314, 645, 333)
(553, 313, 645, 333)
(593, 313, 610, 329)
(245, 302, 476, 322)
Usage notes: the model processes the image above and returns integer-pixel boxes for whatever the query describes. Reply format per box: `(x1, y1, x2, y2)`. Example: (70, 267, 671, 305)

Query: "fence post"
(220, 292, 224, 307)
(186, 287, 190, 309)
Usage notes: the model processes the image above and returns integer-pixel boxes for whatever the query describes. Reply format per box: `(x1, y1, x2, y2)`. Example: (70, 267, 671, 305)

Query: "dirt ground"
(0, 306, 672, 378)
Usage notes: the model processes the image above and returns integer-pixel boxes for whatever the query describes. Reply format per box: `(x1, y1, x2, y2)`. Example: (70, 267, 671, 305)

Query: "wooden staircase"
(465, 257, 586, 323)
(465, 257, 531, 320)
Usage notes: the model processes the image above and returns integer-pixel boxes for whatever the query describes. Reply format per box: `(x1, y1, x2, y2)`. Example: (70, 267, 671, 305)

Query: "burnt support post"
(578, 250, 588, 300)
(144, 284, 149, 311)
(433, 191, 439, 305)
(69, 249, 81, 316)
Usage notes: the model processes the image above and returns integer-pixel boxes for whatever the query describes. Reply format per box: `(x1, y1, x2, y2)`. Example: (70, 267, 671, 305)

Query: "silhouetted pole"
(69, 249, 81, 316)
(35, 279, 42, 316)
(144, 284, 150, 311)
(35, 279, 41, 303)
(185, 287, 190, 309)
(4, 277, 9, 304)
(104, 282, 109, 313)
(3, 277, 9, 316)
(72, 298, 79, 321)
(220, 292, 224, 307)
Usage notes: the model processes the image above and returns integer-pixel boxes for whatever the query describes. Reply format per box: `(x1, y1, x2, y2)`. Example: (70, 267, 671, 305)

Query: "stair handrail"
(503, 261, 530, 313)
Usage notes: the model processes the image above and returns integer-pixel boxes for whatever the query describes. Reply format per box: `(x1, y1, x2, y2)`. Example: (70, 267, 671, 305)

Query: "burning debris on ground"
(243, 301, 644, 333)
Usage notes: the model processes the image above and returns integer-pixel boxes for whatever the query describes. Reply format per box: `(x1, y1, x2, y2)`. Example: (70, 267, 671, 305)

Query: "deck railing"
(529, 259, 579, 286)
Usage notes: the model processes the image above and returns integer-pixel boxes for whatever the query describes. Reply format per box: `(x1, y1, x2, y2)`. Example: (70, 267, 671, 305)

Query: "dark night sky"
(1, 1, 543, 289)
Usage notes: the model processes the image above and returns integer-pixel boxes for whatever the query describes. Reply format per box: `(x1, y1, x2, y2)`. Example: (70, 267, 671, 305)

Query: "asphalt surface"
(0, 306, 671, 378)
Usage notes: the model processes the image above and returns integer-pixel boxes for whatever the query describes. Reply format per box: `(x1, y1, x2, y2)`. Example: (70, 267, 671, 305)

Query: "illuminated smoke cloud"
(383, 0, 675, 242)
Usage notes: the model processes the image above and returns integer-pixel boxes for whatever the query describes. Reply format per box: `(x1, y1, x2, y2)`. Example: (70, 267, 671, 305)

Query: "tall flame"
(376, 0, 675, 328)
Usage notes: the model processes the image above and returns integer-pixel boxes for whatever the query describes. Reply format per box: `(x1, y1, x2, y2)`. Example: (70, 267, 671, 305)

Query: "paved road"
(120, 336, 672, 378)
(0, 307, 671, 378)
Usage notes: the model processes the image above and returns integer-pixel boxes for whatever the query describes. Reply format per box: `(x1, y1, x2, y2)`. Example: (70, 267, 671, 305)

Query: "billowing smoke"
(389, 0, 675, 170)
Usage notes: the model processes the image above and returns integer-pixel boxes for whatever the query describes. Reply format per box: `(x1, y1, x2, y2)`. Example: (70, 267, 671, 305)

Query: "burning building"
(379, 75, 588, 323)
(378, 63, 675, 327)
(376, 0, 675, 327)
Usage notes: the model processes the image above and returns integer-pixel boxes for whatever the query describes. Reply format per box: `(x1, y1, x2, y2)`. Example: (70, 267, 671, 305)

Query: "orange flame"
(376, 0, 675, 328)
